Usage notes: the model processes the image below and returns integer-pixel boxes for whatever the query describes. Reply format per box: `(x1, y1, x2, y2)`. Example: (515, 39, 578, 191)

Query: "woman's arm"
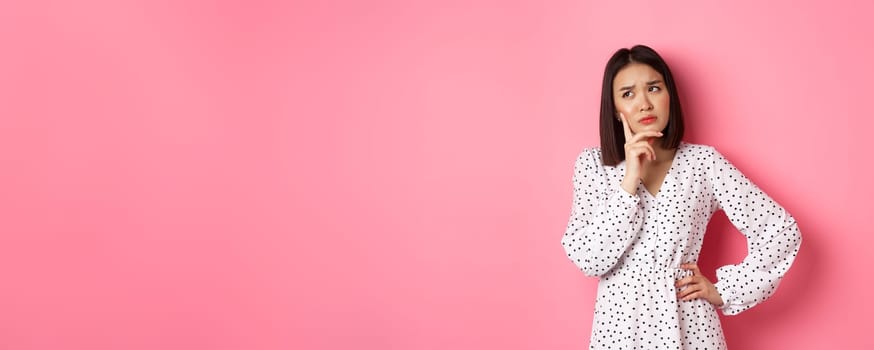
(561, 148, 644, 277)
(708, 147, 803, 315)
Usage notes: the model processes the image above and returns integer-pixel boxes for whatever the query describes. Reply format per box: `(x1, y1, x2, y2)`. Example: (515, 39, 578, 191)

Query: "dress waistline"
(615, 263, 693, 280)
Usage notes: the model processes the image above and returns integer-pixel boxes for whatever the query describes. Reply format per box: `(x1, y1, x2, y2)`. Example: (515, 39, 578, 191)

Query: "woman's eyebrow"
(619, 80, 663, 91)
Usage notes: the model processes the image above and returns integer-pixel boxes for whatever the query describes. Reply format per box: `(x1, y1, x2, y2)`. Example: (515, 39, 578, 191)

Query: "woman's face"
(612, 63, 670, 135)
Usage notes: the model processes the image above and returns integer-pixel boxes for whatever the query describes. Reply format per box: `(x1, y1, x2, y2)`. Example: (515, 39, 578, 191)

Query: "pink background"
(0, 1, 870, 349)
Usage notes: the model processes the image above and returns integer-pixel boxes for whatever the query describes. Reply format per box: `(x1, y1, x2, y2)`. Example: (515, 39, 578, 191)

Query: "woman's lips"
(639, 116, 657, 125)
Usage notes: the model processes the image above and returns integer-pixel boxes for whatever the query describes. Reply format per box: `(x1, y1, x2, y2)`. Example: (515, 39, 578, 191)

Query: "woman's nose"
(640, 97, 654, 111)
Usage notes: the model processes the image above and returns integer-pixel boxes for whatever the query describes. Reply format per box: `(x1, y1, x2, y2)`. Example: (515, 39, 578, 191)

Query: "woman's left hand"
(676, 263, 724, 307)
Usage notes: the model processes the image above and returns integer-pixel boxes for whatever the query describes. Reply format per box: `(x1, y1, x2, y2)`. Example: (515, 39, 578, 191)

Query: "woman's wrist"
(713, 295, 725, 307)
(620, 176, 639, 195)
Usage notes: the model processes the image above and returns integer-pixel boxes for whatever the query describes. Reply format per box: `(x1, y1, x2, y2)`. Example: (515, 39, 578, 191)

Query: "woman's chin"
(635, 123, 667, 134)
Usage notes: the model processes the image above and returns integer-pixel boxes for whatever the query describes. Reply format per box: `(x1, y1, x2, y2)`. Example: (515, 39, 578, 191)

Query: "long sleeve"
(561, 148, 644, 277)
(707, 147, 802, 315)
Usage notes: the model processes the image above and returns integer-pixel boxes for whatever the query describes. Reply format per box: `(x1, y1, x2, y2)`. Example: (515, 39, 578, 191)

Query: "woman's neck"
(651, 142, 677, 165)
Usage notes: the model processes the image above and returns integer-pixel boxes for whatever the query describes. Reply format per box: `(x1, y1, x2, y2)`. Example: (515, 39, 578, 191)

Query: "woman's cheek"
(616, 104, 632, 117)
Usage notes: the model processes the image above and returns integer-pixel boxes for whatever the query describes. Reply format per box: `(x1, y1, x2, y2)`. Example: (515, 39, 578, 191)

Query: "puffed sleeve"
(560, 148, 644, 277)
(707, 147, 802, 315)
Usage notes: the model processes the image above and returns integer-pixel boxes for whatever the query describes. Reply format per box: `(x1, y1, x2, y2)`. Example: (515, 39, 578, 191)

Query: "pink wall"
(0, 0, 870, 349)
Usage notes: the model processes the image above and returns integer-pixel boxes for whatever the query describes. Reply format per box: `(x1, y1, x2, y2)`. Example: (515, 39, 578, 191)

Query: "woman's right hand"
(619, 113, 661, 194)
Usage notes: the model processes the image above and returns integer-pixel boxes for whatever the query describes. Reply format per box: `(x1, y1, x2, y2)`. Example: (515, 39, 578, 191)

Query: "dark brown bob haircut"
(600, 45, 685, 166)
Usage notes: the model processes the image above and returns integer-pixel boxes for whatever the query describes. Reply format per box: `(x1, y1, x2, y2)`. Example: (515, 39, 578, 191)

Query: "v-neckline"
(642, 142, 684, 199)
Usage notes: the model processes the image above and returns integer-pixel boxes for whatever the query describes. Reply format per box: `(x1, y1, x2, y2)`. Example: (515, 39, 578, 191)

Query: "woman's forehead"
(613, 63, 664, 85)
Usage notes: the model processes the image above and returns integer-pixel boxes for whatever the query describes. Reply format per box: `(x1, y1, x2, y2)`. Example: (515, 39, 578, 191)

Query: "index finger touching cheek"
(619, 113, 633, 140)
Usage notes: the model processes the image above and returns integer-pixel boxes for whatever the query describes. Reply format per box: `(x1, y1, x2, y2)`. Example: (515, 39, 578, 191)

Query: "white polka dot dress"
(561, 142, 802, 349)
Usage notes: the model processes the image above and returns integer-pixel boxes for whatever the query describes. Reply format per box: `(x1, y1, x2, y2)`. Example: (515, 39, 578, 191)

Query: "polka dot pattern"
(561, 142, 802, 349)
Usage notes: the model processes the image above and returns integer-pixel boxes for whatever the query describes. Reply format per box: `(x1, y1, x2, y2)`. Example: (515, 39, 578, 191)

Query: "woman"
(561, 45, 802, 349)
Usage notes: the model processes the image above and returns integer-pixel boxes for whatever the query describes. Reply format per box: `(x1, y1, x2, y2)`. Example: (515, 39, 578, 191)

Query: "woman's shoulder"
(677, 143, 743, 176)
(679, 141, 716, 154)
(678, 142, 724, 161)
(574, 146, 608, 171)
(576, 146, 611, 164)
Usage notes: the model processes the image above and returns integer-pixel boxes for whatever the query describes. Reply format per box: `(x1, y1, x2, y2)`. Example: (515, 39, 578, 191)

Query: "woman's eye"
(621, 91, 632, 98)
(648, 86, 661, 92)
